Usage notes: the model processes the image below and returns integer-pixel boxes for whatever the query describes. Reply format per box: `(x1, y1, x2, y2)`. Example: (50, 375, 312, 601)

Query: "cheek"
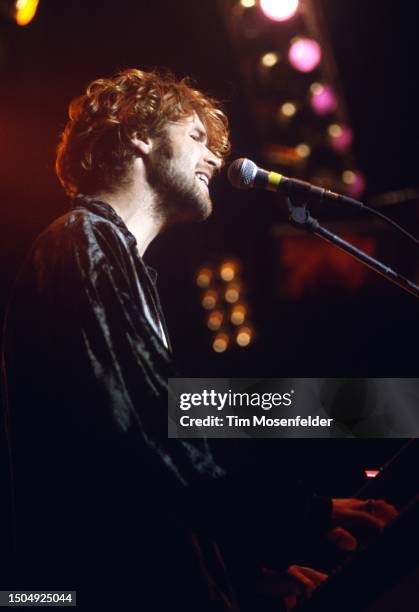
(177, 148, 198, 174)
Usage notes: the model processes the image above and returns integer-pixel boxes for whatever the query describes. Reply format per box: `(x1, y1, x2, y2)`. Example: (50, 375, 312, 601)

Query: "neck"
(95, 182, 165, 257)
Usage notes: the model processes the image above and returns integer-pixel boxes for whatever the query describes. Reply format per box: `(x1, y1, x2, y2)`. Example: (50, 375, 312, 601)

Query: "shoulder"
(25, 207, 138, 291)
(43, 207, 128, 248)
(37, 207, 134, 264)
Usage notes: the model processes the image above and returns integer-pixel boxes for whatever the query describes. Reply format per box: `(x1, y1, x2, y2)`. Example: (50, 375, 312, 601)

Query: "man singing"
(2, 69, 396, 611)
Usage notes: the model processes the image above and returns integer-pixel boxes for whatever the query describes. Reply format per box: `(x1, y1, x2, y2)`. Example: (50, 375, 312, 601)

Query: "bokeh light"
(196, 267, 212, 288)
(220, 261, 237, 282)
(310, 83, 337, 115)
(281, 102, 297, 117)
(260, 0, 299, 22)
(261, 52, 279, 68)
(230, 304, 247, 326)
(289, 38, 321, 73)
(225, 283, 240, 304)
(241, 0, 256, 7)
(213, 333, 229, 353)
(236, 326, 253, 347)
(202, 290, 218, 310)
(342, 170, 366, 198)
(342, 170, 356, 184)
(296, 143, 311, 158)
(329, 123, 353, 153)
(328, 123, 342, 138)
(207, 310, 224, 331)
(15, 0, 39, 26)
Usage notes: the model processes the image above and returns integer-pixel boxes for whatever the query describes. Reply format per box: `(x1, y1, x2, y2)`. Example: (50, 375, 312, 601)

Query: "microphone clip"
(287, 197, 320, 232)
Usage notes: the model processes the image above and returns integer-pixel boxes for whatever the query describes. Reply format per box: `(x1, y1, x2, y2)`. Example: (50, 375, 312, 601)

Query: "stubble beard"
(146, 136, 212, 225)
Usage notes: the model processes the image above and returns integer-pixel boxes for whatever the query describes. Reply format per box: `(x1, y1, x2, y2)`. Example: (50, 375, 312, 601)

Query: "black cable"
(363, 204, 419, 249)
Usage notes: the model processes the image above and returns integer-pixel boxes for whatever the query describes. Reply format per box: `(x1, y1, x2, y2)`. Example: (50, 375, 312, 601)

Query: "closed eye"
(191, 130, 207, 144)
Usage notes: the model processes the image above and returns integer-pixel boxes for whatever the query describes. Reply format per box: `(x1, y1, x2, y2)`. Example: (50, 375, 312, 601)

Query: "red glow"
(280, 234, 377, 298)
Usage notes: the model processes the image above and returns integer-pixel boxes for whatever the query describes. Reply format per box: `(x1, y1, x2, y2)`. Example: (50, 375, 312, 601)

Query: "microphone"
(228, 158, 363, 210)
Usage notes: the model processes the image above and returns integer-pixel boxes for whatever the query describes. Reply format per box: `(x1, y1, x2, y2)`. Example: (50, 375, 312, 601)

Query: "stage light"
(241, 0, 256, 7)
(213, 332, 229, 353)
(289, 38, 321, 73)
(342, 170, 355, 184)
(15, 0, 39, 25)
(364, 469, 381, 479)
(296, 143, 310, 158)
(261, 52, 279, 68)
(230, 304, 247, 326)
(310, 83, 337, 115)
(310, 82, 322, 94)
(260, 0, 299, 22)
(196, 267, 212, 288)
(236, 326, 252, 347)
(225, 283, 240, 304)
(207, 310, 224, 331)
(220, 261, 237, 282)
(281, 102, 297, 117)
(202, 290, 218, 310)
(328, 123, 342, 138)
(329, 123, 353, 153)
(342, 170, 365, 198)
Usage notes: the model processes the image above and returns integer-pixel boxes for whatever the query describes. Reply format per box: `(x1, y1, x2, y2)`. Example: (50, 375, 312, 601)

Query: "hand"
(284, 565, 328, 611)
(328, 498, 398, 550)
(332, 498, 398, 530)
(327, 526, 358, 551)
(255, 565, 328, 611)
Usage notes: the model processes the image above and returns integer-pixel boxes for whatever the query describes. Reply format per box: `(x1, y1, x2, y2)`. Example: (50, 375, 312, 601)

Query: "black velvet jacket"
(2, 196, 331, 610)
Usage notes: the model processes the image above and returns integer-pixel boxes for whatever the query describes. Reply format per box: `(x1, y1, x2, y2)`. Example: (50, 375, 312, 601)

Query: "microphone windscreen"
(228, 158, 257, 189)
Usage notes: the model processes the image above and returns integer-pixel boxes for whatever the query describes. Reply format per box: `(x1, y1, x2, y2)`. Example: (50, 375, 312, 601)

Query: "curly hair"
(55, 68, 231, 198)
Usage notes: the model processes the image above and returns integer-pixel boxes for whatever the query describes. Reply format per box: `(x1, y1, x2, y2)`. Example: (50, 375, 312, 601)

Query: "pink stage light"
(311, 85, 337, 115)
(288, 38, 322, 72)
(346, 172, 366, 198)
(330, 125, 353, 153)
(289, 38, 321, 73)
(260, 0, 299, 22)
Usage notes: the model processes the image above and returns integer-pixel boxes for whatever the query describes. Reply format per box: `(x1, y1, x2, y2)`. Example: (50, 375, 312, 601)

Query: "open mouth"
(196, 172, 209, 188)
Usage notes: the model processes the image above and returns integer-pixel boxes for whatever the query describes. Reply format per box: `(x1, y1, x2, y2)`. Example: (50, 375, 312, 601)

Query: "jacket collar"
(71, 194, 137, 249)
(71, 194, 159, 283)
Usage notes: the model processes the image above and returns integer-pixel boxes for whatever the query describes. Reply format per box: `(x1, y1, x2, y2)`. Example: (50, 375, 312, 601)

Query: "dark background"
(1, 0, 418, 494)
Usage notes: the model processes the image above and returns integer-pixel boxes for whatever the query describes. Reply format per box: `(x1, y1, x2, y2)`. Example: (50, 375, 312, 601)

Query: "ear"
(130, 133, 153, 156)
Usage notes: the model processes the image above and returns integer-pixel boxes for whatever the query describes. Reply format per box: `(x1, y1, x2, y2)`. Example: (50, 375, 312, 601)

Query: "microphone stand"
(286, 197, 419, 300)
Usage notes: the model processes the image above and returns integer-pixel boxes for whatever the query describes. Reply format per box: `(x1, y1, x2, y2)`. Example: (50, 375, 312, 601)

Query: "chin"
(163, 178, 213, 224)
(198, 197, 213, 220)
(177, 189, 213, 223)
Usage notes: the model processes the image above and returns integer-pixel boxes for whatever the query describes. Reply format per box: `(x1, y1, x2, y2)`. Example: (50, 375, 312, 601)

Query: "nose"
(204, 147, 222, 173)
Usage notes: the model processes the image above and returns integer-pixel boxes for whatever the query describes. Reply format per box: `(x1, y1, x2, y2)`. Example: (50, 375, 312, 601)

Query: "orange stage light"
(15, 0, 39, 26)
